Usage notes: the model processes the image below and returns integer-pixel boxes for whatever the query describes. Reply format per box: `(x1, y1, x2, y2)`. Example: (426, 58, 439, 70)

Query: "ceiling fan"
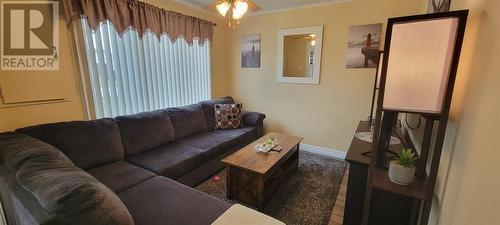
(203, 0, 261, 28)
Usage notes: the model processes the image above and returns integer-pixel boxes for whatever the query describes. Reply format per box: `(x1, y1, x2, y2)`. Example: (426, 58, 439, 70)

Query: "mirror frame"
(277, 25, 323, 84)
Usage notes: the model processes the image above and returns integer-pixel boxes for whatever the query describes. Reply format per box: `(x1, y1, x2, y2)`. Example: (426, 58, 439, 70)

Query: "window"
(74, 19, 211, 119)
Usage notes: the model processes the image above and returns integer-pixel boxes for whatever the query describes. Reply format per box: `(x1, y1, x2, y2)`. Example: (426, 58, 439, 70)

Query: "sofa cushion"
(16, 119, 124, 170)
(116, 110, 175, 156)
(18, 167, 133, 225)
(0, 164, 60, 225)
(176, 132, 243, 161)
(166, 104, 209, 139)
(126, 143, 204, 179)
(0, 132, 73, 172)
(87, 160, 156, 193)
(3, 134, 134, 225)
(119, 176, 231, 225)
(199, 96, 235, 129)
(211, 126, 257, 140)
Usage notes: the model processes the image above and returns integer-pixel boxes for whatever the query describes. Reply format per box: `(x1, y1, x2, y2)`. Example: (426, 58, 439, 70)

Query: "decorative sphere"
(212, 175, 220, 182)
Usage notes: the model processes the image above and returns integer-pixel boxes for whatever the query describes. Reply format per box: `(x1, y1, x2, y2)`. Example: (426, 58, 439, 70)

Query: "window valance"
(63, 0, 214, 45)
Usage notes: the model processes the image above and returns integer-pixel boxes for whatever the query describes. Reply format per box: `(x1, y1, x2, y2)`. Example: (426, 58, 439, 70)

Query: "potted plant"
(388, 149, 418, 185)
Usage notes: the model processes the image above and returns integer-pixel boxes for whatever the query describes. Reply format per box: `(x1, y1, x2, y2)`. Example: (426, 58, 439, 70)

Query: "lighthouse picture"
(345, 23, 383, 69)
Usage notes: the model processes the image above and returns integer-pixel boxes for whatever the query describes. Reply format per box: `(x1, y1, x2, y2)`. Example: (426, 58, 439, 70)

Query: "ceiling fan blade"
(245, 0, 261, 11)
(203, 0, 225, 9)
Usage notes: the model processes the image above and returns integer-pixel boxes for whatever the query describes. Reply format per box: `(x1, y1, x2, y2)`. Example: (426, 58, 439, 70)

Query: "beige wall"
(0, 0, 229, 132)
(227, 0, 425, 151)
(0, 2, 86, 132)
(428, 0, 500, 224)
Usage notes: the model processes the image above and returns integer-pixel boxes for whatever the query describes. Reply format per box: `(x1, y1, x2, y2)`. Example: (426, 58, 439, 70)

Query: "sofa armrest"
(242, 111, 265, 137)
(242, 111, 265, 126)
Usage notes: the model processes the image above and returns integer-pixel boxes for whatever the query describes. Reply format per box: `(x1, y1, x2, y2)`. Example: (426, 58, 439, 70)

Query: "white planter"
(388, 161, 415, 185)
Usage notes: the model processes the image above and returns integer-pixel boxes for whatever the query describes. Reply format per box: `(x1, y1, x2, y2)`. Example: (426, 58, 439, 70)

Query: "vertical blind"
(78, 19, 211, 118)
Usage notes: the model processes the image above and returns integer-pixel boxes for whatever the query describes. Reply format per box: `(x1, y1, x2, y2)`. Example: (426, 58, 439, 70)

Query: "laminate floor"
(328, 167, 349, 225)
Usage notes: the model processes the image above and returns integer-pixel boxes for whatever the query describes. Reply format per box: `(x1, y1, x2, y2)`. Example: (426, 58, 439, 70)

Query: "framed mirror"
(277, 25, 323, 84)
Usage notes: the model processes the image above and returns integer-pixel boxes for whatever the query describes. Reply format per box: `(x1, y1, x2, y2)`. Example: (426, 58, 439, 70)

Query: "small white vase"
(388, 161, 415, 185)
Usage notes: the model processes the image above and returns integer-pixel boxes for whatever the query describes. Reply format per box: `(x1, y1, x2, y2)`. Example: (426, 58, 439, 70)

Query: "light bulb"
(311, 40, 316, 46)
(216, 2, 230, 17)
(232, 0, 248, 20)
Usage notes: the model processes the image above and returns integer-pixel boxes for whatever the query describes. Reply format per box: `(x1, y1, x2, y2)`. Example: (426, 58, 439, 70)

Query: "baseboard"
(300, 144, 346, 159)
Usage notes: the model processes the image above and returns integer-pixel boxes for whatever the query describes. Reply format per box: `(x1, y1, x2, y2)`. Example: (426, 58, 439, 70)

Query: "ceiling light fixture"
(232, 0, 248, 20)
(206, 0, 261, 29)
(216, 2, 230, 17)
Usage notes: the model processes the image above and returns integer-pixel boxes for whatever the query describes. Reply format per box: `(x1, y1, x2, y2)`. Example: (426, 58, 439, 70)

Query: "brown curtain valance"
(63, 0, 214, 45)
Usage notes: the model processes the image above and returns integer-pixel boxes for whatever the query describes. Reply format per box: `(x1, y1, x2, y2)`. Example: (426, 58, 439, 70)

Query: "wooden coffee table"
(222, 132, 303, 210)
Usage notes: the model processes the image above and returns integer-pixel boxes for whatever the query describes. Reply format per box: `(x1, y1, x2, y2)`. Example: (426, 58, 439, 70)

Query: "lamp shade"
(216, 2, 230, 16)
(382, 17, 459, 114)
(232, 0, 248, 20)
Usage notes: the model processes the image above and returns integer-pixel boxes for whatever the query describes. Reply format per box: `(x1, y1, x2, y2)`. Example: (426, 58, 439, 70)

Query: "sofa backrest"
(115, 110, 175, 156)
(0, 164, 58, 225)
(16, 119, 125, 170)
(166, 104, 208, 139)
(199, 96, 235, 130)
(0, 132, 73, 174)
(0, 132, 134, 225)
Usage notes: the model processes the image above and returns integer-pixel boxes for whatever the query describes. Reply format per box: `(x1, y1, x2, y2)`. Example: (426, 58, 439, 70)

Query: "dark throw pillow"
(214, 103, 243, 129)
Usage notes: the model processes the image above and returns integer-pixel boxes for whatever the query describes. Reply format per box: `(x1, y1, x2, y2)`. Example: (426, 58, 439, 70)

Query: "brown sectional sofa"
(0, 96, 265, 225)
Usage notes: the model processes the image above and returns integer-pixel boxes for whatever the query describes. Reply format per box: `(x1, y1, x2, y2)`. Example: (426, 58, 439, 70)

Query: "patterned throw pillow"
(214, 103, 242, 129)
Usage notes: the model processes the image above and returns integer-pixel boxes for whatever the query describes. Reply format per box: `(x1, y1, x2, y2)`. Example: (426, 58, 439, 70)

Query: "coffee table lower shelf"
(225, 147, 299, 210)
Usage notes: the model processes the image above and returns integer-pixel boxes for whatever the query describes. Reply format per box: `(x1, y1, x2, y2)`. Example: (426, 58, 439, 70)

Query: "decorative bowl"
(254, 140, 278, 153)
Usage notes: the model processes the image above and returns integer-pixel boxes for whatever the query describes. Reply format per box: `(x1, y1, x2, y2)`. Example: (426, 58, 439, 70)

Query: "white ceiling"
(175, 0, 350, 14)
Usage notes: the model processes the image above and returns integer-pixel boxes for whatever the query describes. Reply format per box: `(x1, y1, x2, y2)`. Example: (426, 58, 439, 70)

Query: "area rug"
(196, 151, 347, 225)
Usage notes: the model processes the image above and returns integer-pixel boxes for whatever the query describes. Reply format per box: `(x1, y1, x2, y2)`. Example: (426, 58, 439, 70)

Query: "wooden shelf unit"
(360, 10, 469, 225)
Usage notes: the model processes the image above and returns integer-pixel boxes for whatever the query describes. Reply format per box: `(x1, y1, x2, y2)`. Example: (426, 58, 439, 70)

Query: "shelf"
(345, 121, 406, 167)
(371, 167, 427, 200)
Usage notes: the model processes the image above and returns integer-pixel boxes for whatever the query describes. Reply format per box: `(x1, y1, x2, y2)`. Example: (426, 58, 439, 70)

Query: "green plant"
(396, 149, 418, 167)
